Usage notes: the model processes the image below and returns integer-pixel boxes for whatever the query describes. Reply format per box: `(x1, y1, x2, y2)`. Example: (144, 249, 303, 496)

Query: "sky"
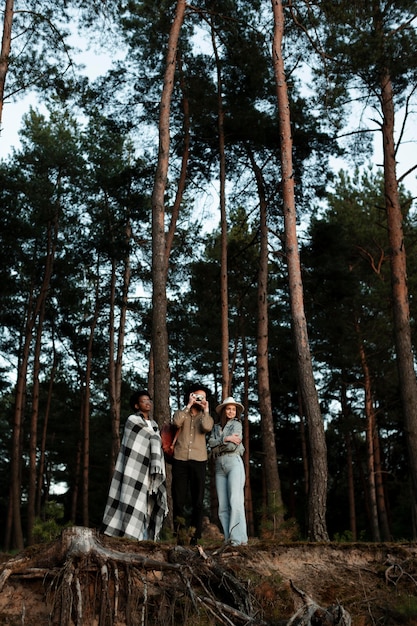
(2, 94, 416, 203)
(0, 29, 114, 157)
(1, 27, 416, 200)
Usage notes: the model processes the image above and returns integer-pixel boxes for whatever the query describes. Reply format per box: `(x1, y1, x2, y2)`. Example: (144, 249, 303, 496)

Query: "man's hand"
(187, 392, 209, 413)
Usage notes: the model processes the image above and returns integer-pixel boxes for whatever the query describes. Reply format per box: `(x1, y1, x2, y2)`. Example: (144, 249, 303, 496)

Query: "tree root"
(0, 527, 266, 625)
(0, 528, 353, 625)
(286, 580, 351, 626)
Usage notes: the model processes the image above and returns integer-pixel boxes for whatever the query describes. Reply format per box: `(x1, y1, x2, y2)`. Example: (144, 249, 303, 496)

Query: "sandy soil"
(1, 535, 417, 625)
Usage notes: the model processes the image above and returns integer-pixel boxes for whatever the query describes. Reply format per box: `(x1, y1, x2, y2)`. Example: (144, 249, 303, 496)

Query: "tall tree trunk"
(164, 50, 190, 275)
(27, 217, 57, 544)
(8, 219, 56, 550)
(151, 0, 186, 425)
(373, 423, 390, 541)
(380, 66, 417, 531)
(249, 150, 284, 528)
(356, 321, 380, 541)
(298, 393, 309, 500)
(345, 431, 357, 541)
(211, 20, 230, 399)
(108, 219, 131, 474)
(242, 334, 254, 537)
(341, 383, 357, 541)
(27, 300, 45, 545)
(0, 0, 13, 127)
(108, 258, 118, 471)
(355, 315, 390, 540)
(36, 344, 58, 517)
(271, 0, 328, 541)
(10, 307, 36, 550)
(9, 336, 27, 550)
(71, 403, 83, 524)
(353, 433, 372, 530)
(82, 265, 101, 527)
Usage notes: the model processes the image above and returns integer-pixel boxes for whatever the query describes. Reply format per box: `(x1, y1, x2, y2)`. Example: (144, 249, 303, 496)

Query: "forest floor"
(1, 528, 417, 625)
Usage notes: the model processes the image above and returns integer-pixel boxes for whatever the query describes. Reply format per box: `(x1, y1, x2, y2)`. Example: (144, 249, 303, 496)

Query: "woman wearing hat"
(209, 397, 248, 546)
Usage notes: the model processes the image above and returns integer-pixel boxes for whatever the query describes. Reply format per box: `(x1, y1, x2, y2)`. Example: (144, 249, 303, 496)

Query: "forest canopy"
(0, 0, 416, 551)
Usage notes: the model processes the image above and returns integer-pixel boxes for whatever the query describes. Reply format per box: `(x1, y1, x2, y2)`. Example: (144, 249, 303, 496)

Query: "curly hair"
(129, 390, 151, 411)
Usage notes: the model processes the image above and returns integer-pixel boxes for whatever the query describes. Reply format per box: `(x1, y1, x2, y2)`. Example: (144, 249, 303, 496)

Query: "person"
(208, 396, 248, 546)
(171, 382, 214, 545)
(102, 390, 168, 541)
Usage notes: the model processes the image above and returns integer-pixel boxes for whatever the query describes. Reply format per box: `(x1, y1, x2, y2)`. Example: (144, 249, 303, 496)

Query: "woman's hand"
(225, 433, 241, 445)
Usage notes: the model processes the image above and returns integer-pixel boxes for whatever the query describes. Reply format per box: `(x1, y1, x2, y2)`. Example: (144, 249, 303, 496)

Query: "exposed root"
(287, 581, 351, 626)
(0, 529, 356, 625)
(0, 527, 266, 625)
(385, 554, 417, 589)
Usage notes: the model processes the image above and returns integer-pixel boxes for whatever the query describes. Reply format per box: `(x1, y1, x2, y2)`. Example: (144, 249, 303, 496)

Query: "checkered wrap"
(102, 413, 168, 541)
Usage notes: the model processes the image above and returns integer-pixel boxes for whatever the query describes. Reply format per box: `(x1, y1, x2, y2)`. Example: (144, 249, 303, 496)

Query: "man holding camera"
(172, 382, 214, 545)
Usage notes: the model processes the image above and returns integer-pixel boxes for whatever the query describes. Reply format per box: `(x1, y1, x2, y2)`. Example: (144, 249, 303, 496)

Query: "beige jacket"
(173, 407, 214, 462)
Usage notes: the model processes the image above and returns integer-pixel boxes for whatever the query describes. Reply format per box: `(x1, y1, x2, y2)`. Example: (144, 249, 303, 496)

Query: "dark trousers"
(172, 458, 207, 540)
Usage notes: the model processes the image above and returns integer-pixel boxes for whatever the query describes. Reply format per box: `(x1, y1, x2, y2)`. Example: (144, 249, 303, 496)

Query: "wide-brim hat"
(215, 396, 244, 417)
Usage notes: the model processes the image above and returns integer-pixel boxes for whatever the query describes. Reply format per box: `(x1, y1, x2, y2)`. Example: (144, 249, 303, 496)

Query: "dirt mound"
(1, 530, 416, 625)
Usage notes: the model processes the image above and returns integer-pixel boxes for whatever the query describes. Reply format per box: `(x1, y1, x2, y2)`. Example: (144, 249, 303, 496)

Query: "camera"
(193, 394, 205, 402)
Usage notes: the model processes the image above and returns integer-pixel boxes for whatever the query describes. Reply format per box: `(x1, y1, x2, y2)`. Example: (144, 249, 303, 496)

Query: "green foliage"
(32, 502, 72, 544)
(173, 517, 196, 546)
(289, 0, 417, 176)
(332, 529, 367, 543)
(1, 0, 417, 550)
(258, 498, 287, 541)
(392, 595, 417, 620)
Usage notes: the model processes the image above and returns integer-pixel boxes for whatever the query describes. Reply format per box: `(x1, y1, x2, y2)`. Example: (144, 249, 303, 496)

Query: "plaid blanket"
(102, 413, 168, 540)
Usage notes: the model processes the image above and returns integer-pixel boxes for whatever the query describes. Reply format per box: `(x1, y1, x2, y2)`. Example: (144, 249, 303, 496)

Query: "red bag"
(160, 422, 180, 463)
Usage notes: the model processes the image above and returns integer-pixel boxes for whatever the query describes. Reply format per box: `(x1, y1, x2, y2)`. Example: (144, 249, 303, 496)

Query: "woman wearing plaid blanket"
(102, 391, 168, 541)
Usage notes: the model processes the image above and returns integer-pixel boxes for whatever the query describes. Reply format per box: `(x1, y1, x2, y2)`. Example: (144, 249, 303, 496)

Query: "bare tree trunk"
(373, 423, 391, 541)
(10, 300, 36, 550)
(71, 403, 83, 524)
(36, 344, 58, 517)
(108, 220, 131, 473)
(357, 321, 390, 540)
(27, 300, 45, 545)
(345, 431, 357, 541)
(353, 433, 373, 530)
(380, 67, 417, 531)
(271, 0, 328, 541)
(164, 50, 190, 275)
(249, 150, 284, 528)
(298, 393, 309, 500)
(341, 383, 357, 541)
(27, 217, 57, 544)
(82, 378, 91, 527)
(154, 39, 190, 528)
(242, 335, 254, 537)
(9, 214, 57, 550)
(356, 322, 380, 541)
(149, 57, 190, 525)
(151, 0, 186, 425)
(108, 258, 118, 469)
(211, 20, 230, 399)
(0, 0, 13, 127)
(82, 265, 101, 527)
